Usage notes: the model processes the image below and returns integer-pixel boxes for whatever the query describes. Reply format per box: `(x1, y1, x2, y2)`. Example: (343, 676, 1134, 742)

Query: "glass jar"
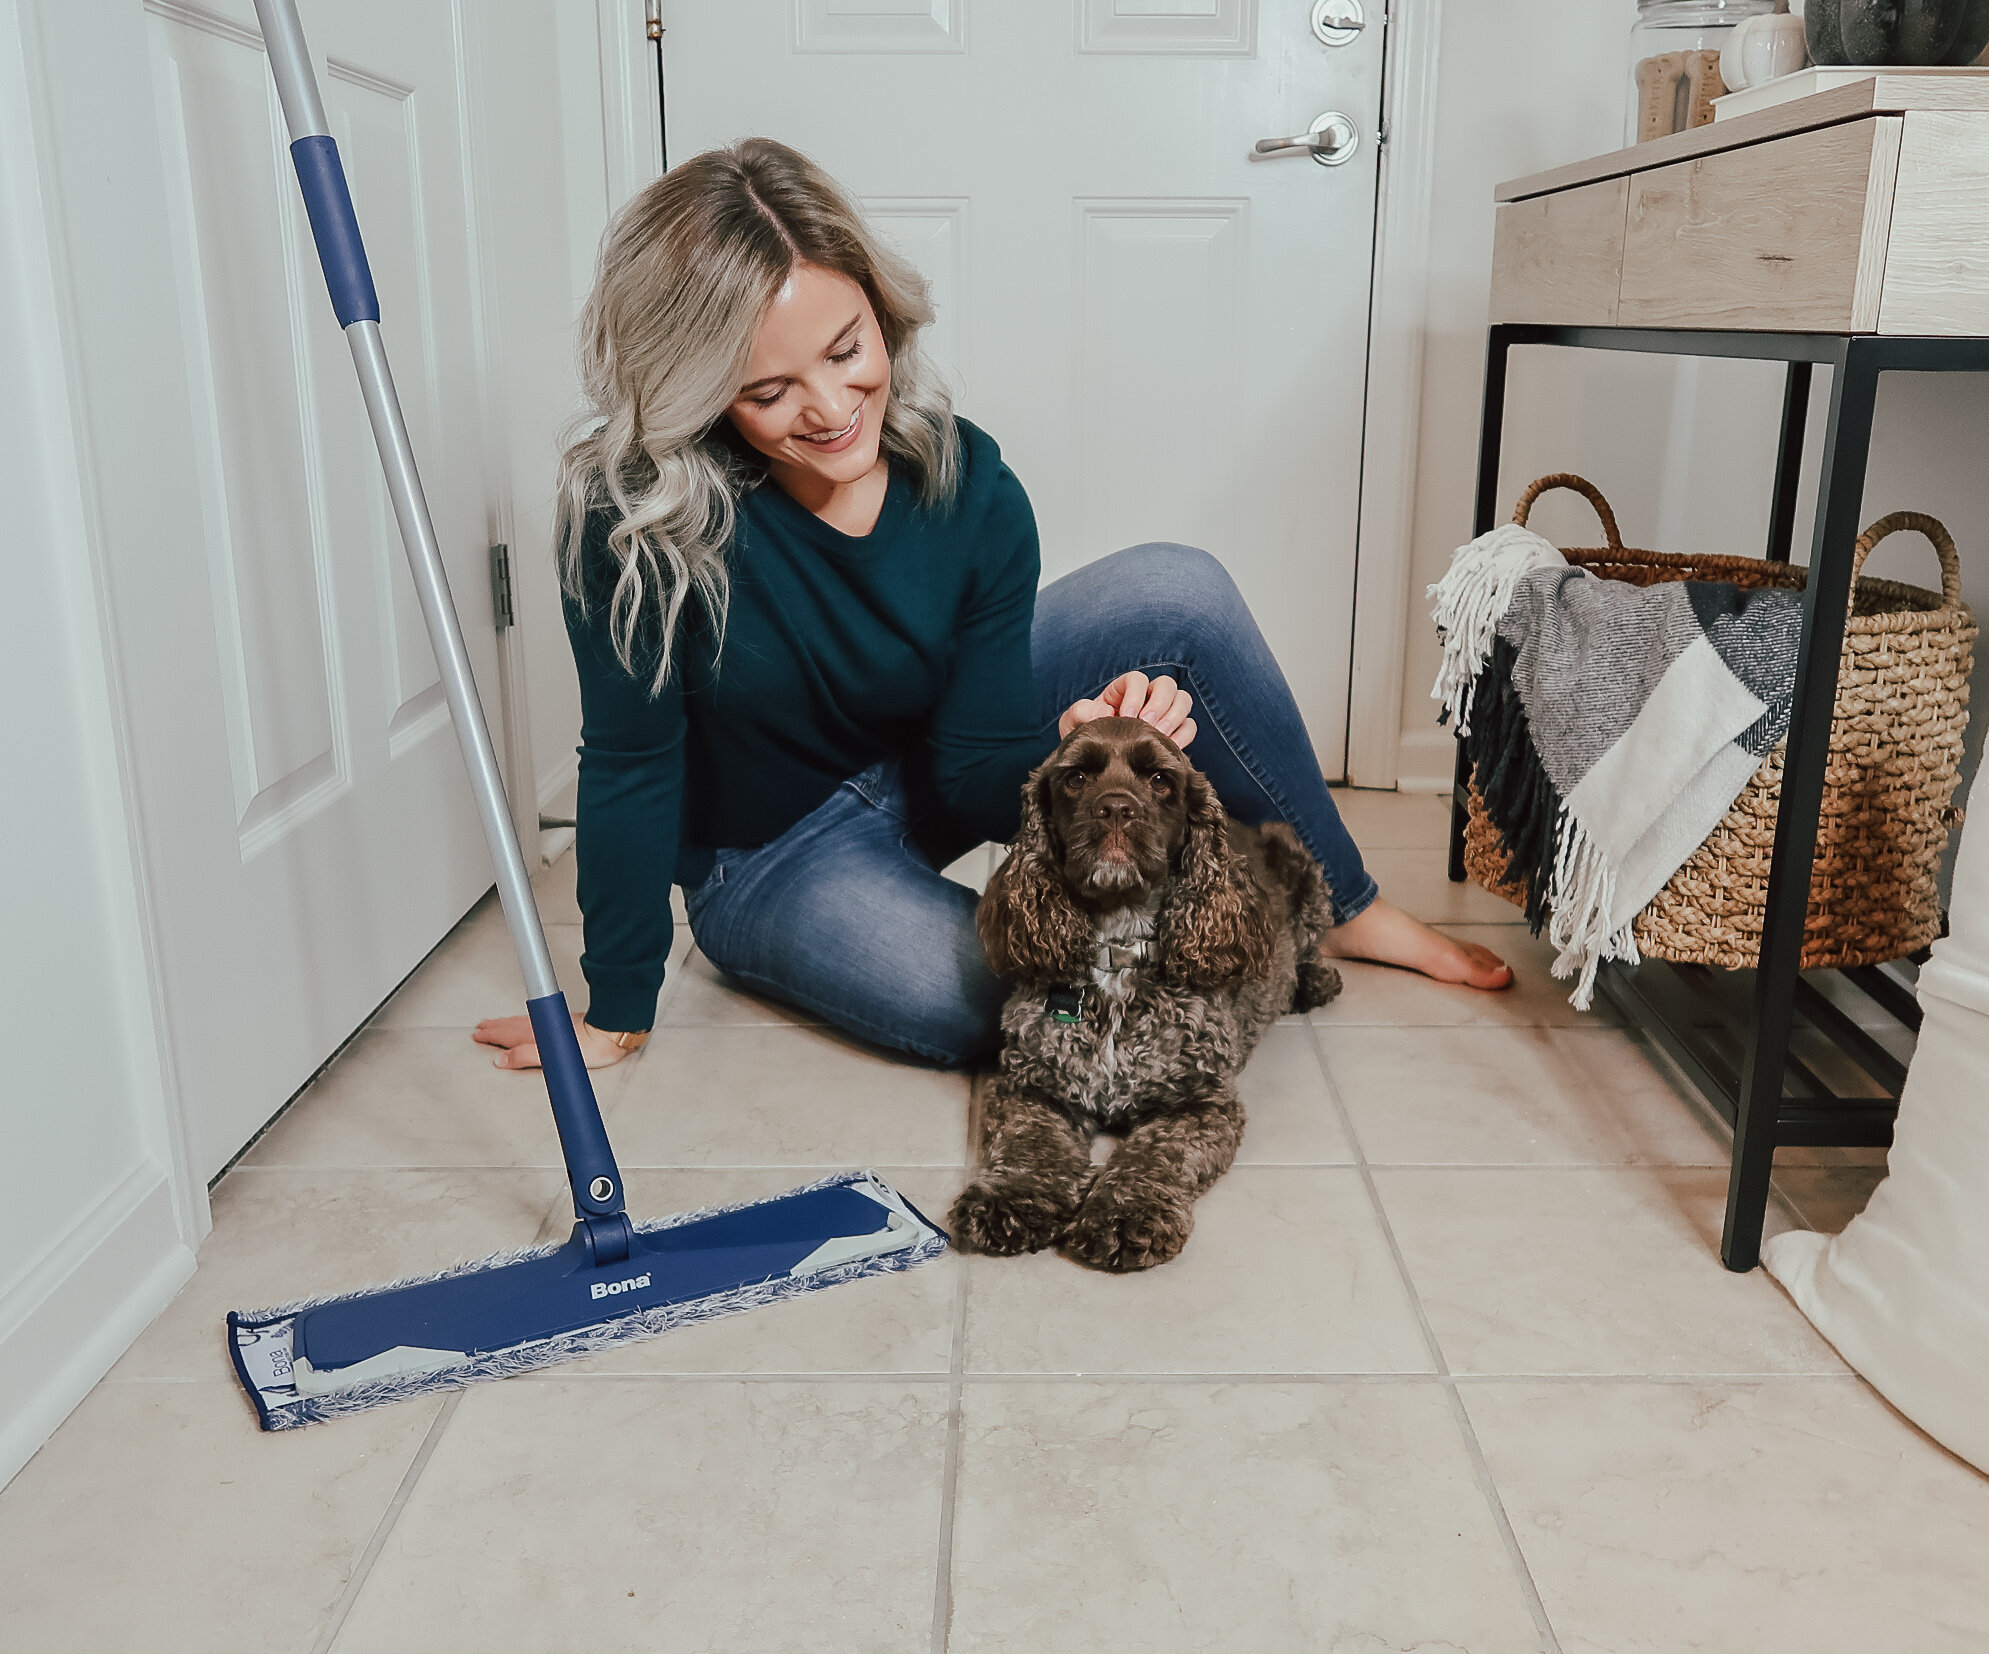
(1628, 0, 1778, 145)
(1809, 0, 1989, 68)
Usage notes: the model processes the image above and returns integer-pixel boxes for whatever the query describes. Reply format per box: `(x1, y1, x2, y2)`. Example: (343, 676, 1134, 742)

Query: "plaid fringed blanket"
(1430, 524, 1803, 1007)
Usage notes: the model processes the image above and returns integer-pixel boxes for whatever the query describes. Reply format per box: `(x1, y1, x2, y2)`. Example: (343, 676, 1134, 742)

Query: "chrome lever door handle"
(1253, 112, 1359, 167)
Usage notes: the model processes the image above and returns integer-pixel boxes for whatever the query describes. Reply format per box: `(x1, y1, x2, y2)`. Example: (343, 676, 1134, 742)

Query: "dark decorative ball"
(1805, 0, 1989, 65)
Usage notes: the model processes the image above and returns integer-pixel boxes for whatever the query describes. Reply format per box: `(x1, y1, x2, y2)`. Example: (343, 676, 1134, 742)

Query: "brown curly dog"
(950, 717, 1341, 1272)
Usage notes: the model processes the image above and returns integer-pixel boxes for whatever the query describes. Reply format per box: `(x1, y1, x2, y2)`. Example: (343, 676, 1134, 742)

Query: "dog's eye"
(1062, 770, 1087, 796)
(1146, 771, 1172, 795)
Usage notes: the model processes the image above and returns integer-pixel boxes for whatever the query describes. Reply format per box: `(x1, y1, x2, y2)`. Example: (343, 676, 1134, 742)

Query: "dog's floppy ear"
(978, 762, 1091, 981)
(1159, 768, 1275, 988)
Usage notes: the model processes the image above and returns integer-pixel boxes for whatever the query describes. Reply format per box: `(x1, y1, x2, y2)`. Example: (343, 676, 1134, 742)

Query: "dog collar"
(1093, 939, 1154, 972)
(1046, 986, 1085, 1024)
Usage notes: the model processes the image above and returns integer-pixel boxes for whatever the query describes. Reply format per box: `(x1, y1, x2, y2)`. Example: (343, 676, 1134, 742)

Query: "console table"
(1451, 75, 1989, 1271)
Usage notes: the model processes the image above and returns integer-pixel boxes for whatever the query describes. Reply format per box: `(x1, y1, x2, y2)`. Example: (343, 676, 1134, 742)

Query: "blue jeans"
(682, 543, 1379, 1066)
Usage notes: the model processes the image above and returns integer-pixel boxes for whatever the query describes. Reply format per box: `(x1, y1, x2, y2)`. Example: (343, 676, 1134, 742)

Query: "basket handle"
(1511, 474, 1626, 553)
(1850, 511, 1966, 609)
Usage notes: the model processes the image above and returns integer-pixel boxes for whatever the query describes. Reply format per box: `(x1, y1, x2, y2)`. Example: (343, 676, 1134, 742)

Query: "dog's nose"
(1092, 790, 1139, 827)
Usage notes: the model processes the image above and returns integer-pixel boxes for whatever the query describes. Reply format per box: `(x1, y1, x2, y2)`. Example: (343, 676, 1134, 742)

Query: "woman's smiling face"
(727, 261, 890, 491)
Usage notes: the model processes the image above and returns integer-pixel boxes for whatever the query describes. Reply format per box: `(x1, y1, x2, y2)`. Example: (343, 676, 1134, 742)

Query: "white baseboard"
(0, 1160, 195, 1491)
(1394, 726, 1457, 795)
(538, 825, 577, 867)
(536, 749, 579, 813)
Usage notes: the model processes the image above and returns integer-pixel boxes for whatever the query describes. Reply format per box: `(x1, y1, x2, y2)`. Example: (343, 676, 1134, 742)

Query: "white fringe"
(1542, 810, 1642, 1011)
(1427, 523, 1564, 735)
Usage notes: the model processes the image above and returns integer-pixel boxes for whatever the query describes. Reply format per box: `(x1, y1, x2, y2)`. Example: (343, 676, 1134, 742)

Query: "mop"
(228, 0, 947, 1431)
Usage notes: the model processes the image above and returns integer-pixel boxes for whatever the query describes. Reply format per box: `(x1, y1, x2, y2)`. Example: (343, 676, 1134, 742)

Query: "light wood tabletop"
(1491, 72, 1989, 336)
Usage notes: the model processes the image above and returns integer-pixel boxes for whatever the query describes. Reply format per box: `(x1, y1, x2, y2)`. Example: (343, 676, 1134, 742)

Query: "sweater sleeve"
(563, 522, 686, 1033)
(925, 463, 1053, 842)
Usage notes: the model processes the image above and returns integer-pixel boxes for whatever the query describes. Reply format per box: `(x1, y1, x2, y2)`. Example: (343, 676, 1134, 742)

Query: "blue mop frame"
(226, 1170, 948, 1431)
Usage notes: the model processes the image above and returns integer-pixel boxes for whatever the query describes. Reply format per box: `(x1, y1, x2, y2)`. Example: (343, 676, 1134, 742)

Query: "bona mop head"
(229, 1171, 947, 1430)
(233, 1, 947, 1429)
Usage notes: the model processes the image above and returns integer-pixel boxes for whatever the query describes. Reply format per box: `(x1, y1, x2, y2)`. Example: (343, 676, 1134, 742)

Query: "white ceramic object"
(1721, 4, 1808, 92)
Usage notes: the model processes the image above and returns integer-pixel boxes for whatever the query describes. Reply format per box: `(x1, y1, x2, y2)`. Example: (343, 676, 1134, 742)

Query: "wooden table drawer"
(1618, 118, 1901, 330)
(1490, 176, 1628, 326)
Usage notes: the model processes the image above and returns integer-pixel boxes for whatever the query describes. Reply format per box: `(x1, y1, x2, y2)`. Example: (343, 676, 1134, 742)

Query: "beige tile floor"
(6, 790, 1986, 1652)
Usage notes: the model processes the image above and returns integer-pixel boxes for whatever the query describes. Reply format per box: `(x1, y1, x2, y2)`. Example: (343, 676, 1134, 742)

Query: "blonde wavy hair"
(556, 138, 961, 693)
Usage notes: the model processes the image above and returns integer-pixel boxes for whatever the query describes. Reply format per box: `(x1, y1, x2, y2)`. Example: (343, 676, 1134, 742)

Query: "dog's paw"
(948, 1176, 1083, 1256)
(1291, 957, 1343, 1013)
(1063, 1186, 1194, 1273)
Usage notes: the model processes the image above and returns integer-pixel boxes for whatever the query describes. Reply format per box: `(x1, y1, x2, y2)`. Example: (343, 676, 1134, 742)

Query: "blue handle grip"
(525, 992, 626, 1219)
(288, 135, 379, 327)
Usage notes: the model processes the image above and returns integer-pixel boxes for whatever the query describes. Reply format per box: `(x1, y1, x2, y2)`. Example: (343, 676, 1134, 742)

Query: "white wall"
(0, 0, 199, 1490)
(1394, 1, 1989, 826)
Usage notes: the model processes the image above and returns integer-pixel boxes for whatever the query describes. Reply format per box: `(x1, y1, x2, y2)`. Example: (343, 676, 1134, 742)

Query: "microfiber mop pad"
(230, 1171, 947, 1430)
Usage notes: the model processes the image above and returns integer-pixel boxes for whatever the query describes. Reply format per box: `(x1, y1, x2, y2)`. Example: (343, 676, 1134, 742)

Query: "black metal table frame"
(1449, 324, 1987, 1272)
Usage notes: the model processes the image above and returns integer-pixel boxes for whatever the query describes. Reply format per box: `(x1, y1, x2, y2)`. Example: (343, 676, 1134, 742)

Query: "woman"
(477, 140, 1508, 1074)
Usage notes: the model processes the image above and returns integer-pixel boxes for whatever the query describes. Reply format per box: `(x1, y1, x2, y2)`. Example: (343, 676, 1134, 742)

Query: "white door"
(41, 0, 512, 1179)
(658, 0, 1383, 772)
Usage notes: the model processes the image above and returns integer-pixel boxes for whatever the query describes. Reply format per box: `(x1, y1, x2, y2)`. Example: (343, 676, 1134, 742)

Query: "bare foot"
(1320, 897, 1513, 990)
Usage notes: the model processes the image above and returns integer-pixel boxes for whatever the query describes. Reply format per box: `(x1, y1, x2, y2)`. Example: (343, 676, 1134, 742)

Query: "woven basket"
(1463, 474, 1978, 971)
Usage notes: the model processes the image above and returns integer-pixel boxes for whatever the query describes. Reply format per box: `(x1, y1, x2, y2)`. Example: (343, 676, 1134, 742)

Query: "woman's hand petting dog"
(1059, 670, 1197, 750)
(952, 718, 1340, 1272)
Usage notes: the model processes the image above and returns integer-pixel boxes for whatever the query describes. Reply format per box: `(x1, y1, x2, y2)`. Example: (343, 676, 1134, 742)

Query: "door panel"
(1076, 199, 1246, 558)
(862, 197, 971, 407)
(660, 0, 1381, 771)
(121, 0, 502, 1175)
(324, 61, 452, 750)
(151, 11, 349, 852)
(1078, 0, 1257, 56)
(794, 1, 966, 54)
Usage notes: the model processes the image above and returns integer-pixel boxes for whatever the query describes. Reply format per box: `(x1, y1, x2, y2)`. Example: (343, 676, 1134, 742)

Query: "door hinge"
(489, 543, 514, 631)
(644, 0, 662, 40)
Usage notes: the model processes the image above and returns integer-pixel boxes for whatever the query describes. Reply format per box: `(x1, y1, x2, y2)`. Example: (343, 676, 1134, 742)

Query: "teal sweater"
(564, 419, 1047, 1031)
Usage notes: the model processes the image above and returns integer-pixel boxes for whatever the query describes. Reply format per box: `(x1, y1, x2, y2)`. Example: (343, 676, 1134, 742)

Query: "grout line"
(934, 1370, 1434, 1384)
(509, 1369, 1435, 1385)
(97, 1367, 1864, 1388)
(1302, 1019, 1564, 1654)
(230, 1161, 972, 1175)
(513, 1370, 958, 1383)
(1325, 1162, 1728, 1174)
(1449, 1371, 1859, 1385)
(1305, 1021, 1625, 1030)
(97, 1373, 213, 1384)
(930, 1072, 980, 1653)
(312, 1389, 462, 1654)
(929, 1255, 970, 1654)
(222, 1159, 1739, 1177)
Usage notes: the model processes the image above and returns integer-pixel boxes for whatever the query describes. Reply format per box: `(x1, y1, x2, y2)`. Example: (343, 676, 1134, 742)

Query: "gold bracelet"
(584, 1022, 650, 1052)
